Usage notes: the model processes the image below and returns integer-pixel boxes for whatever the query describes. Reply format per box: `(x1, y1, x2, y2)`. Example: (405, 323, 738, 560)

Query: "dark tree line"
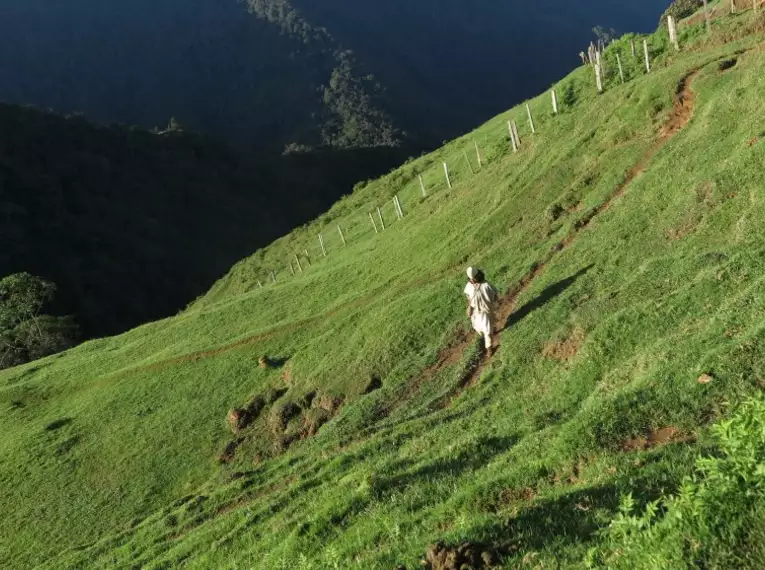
(0, 103, 411, 344)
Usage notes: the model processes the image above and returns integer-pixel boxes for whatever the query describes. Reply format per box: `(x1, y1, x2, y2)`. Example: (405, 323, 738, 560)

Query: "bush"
(587, 396, 765, 569)
(660, 0, 704, 26)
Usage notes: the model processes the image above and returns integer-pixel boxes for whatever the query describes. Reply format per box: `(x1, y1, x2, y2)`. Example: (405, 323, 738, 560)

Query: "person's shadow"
(502, 264, 593, 332)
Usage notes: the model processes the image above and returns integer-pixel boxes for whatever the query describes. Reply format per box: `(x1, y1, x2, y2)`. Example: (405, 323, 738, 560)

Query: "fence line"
(252, 22, 697, 287)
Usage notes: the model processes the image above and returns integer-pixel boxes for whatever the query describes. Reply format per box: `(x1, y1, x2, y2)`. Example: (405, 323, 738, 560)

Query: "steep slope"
(3, 8, 765, 569)
(0, 105, 405, 337)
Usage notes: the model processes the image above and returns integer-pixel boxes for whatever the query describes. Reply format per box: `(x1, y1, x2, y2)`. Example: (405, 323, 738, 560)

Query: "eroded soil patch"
(622, 426, 695, 452)
(421, 542, 499, 570)
(543, 327, 586, 361)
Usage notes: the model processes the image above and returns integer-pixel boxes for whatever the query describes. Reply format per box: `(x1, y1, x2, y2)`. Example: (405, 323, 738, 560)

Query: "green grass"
(3, 10, 765, 569)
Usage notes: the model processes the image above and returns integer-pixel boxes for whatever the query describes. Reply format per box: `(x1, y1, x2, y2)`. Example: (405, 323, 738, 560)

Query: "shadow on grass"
(375, 435, 521, 494)
(503, 265, 593, 331)
(473, 473, 676, 559)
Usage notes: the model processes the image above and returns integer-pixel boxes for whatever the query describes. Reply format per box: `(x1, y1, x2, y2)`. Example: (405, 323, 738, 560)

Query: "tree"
(0, 273, 55, 332)
(0, 273, 79, 370)
(593, 26, 618, 44)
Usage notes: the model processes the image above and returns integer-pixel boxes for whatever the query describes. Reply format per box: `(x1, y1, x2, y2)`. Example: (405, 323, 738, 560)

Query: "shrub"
(587, 396, 765, 569)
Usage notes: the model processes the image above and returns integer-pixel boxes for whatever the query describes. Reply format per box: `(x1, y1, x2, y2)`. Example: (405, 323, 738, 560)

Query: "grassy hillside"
(3, 7, 765, 569)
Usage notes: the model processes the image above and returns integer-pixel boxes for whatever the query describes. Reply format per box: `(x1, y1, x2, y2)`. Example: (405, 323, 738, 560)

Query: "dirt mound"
(227, 396, 266, 433)
(217, 438, 243, 464)
(315, 393, 345, 413)
(268, 401, 302, 435)
(423, 542, 498, 569)
(301, 408, 333, 438)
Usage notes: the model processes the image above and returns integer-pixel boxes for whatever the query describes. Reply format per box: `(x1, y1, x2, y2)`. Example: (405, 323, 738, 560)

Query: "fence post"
(474, 141, 482, 168)
(731, 0, 736, 13)
(377, 206, 386, 230)
(258, 280, 263, 288)
(395, 195, 404, 218)
(643, 39, 651, 73)
(289, 261, 295, 276)
(463, 150, 475, 175)
(304, 249, 312, 267)
(443, 162, 452, 189)
(551, 89, 558, 114)
(419, 174, 427, 198)
(338, 225, 347, 245)
(631, 40, 636, 58)
(703, 0, 712, 34)
(294, 254, 303, 274)
(668, 16, 679, 50)
(616, 53, 625, 83)
(318, 233, 327, 257)
(508, 120, 518, 152)
(392, 197, 401, 220)
(271, 271, 277, 283)
(595, 51, 603, 93)
(369, 212, 379, 233)
(526, 103, 536, 134)
(511, 121, 521, 150)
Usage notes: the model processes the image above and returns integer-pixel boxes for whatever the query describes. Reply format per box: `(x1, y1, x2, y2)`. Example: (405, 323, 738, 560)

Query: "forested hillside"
(285, 0, 670, 143)
(0, 104, 405, 337)
(0, 0, 397, 152)
(0, 0, 666, 151)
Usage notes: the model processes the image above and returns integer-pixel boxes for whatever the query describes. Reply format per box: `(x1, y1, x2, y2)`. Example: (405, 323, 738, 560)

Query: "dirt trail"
(422, 67, 703, 408)
(111, 65, 701, 391)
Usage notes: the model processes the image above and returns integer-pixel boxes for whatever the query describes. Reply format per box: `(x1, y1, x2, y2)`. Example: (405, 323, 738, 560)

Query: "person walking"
(464, 267, 498, 354)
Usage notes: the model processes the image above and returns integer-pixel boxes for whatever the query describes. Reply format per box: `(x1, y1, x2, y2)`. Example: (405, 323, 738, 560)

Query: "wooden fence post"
(393, 197, 401, 220)
(463, 150, 475, 175)
(731, 0, 736, 13)
(474, 141, 482, 168)
(294, 254, 303, 274)
(443, 162, 452, 189)
(668, 16, 679, 50)
(304, 249, 312, 267)
(419, 174, 427, 198)
(703, 0, 711, 34)
(338, 225, 347, 245)
(508, 120, 518, 152)
(369, 212, 379, 233)
(395, 195, 404, 218)
(318, 233, 327, 257)
(616, 53, 625, 83)
(511, 121, 521, 150)
(289, 261, 295, 276)
(643, 40, 651, 73)
(631, 40, 636, 58)
(271, 271, 277, 283)
(377, 206, 386, 230)
(595, 51, 603, 93)
(551, 90, 558, 114)
(258, 280, 263, 288)
(526, 103, 536, 134)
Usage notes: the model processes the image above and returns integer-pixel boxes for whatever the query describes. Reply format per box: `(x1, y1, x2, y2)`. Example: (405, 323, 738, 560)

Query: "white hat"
(466, 267, 477, 279)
